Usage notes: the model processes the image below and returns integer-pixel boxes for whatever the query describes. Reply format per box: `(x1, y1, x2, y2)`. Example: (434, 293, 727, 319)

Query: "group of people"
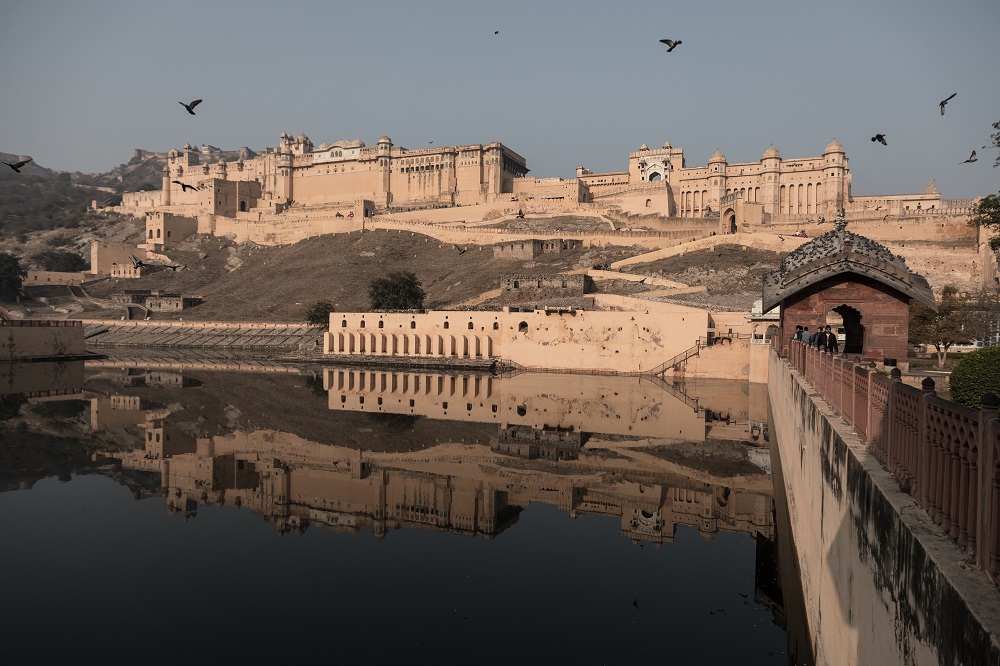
(792, 324, 840, 353)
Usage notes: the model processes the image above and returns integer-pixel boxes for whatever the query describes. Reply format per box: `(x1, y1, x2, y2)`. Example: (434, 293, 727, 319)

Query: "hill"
(78, 230, 640, 321)
(0, 152, 116, 237)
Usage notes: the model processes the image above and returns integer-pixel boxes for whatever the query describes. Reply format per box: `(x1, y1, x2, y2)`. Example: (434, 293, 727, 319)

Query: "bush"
(949, 346, 1000, 408)
(368, 271, 425, 310)
(304, 300, 335, 326)
(0, 252, 25, 299)
(31, 249, 88, 272)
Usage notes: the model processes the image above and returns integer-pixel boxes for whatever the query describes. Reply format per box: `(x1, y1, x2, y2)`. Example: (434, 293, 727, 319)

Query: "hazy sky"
(2, 0, 998, 198)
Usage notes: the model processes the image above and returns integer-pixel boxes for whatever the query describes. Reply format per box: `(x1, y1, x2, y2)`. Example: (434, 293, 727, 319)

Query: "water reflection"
(1, 359, 795, 663)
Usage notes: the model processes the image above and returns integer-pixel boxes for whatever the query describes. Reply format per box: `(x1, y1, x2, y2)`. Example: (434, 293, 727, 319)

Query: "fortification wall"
(0, 320, 84, 360)
(23, 270, 90, 286)
(768, 352, 1000, 665)
(325, 305, 708, 374)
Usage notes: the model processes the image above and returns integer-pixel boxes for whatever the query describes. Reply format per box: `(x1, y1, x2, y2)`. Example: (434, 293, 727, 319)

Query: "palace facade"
(121, 131, 956, 225)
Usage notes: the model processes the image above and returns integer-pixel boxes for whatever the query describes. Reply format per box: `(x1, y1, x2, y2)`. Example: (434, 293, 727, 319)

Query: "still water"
(1, 359, 796, 663)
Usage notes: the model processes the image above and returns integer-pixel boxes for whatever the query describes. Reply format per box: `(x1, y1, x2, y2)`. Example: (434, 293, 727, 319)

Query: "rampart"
(769, 343, 1000, 664)
(0, 319, 85, 360)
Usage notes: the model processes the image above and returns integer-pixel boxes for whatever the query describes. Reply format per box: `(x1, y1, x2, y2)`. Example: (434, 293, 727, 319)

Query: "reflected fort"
(1, 359, 798, 663)
(94, 366, 773, 544)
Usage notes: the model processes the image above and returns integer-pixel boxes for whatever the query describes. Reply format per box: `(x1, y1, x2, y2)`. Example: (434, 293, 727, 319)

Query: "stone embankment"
(83, 319, 324, 352)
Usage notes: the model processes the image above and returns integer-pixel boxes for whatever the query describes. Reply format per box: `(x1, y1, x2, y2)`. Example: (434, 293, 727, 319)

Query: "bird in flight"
(129, 254, 146, 270)
(939, 93, 956, 116)
(632, 598, 639, 609)
(871, 134, 887, 146)
(659, 39, 682, 52)
(429, 141, 434, 145)
(453, 244, 467, 254)
(960, 150, 977, 164)
(172, 180, 201, 192)
(2, 157, 32, 172)
(494, 31, 499, 35)
(179, 99, 203, 115)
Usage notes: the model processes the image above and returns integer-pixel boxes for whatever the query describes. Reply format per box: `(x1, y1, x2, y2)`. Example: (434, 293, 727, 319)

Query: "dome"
(709, 149, 726, 163)
(296, 133, 308, 143)
(639, 143, 649, 151)
(378, 135, 392, 144)
(662, 140, 671, 149)
(762, 144, 781, 160)
(280, 131, 289, 140)
(317, 142, 330, 151)
(824, 138, 844, 154)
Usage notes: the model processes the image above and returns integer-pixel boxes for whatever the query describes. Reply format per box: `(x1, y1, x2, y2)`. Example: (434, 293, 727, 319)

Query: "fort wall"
(324, 305, 708, 374)
(0, 320, 84, 360)
(768, 351, 1000, 665)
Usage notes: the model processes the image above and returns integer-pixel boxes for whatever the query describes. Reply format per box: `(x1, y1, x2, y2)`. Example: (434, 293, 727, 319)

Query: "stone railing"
(784, 339, 1000, 583)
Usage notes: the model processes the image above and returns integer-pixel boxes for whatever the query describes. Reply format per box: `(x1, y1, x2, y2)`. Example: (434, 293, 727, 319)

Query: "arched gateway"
(761, 224, 936, 363)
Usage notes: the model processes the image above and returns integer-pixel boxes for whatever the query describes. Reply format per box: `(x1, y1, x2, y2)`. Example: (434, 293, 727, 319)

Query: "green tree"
(0, 252, 26, 299)
(31, 249, 88, 272)
(304, 300, 335, 326)
(368, 271, 425, 310)
(908, 286, 972, 368)
(950, 346, 1000, 408)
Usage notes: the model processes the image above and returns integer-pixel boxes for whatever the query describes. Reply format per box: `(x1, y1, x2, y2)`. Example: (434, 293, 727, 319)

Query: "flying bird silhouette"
(453, 244, 467, 254)
(632, 599, 639, 609)
(659, 38, 682, 52)
(960, 150, 977, 164)
(129, 254, 145, 270)
(871, 134, 887, 146)
(179, 99, 203, 115)
(494, 31, 499, 35)
(939, 93, 956, 116)
(2, 157, 32, 173)
(172, 180, 201, 192)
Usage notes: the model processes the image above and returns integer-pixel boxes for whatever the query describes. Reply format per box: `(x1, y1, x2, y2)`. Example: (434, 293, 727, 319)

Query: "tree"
(908, 286, 972, 368)
(304, 300, 335, 326)
(0, 252, 26, 299)
(950, 346, 1000, 408)
(31, 249, 88, 272)
(969, 192, 1000, 251)
(368, 271, 425, 310)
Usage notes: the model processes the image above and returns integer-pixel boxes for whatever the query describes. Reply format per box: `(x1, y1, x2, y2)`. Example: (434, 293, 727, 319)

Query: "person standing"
(825, 325, 840, 354)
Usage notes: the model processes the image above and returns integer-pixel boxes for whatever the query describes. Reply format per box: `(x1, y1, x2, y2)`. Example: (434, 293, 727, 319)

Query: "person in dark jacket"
(825, 325, 840, 354)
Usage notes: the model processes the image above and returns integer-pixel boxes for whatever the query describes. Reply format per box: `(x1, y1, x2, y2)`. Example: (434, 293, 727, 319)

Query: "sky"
(1, 0, 998, 199)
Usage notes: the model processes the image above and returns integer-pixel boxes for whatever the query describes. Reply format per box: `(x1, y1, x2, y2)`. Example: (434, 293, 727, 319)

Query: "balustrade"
(783, 339, 1000, 583)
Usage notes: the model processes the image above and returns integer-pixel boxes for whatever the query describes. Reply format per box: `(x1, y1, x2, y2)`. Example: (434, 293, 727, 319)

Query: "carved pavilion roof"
(761, 226, 936, 312)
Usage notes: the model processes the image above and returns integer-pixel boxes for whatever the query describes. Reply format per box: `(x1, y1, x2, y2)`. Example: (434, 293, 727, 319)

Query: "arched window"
(378, 320, 384, 329)
(518, 321, 528, 333)
(410, 321, 416, 329)
(239, 200, 247, 212)
(468, 322, 474, 330)
(444, 321, 449, 329)
(492, 322, 499, 330)
(360, 320, 366, 329)
(341, 319, 347, 328)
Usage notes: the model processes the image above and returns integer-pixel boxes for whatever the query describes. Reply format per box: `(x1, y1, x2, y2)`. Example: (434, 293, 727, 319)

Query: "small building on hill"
(762, 223, 936, 363)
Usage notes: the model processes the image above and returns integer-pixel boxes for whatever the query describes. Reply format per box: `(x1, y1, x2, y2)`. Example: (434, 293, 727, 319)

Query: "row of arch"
(778, 182, 825, 215)
(677, 182, 829, 216)
(329, 331, 495, 358)
(328, 369, 495, 398)
(678, 189, 710, 216)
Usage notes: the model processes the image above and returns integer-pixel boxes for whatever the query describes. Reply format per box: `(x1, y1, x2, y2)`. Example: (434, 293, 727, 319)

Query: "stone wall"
(0, 320, 85, 360)
(325, 305, 708, 374)
(768, 352, 1000, 665)
(500, 273, 586, 303)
